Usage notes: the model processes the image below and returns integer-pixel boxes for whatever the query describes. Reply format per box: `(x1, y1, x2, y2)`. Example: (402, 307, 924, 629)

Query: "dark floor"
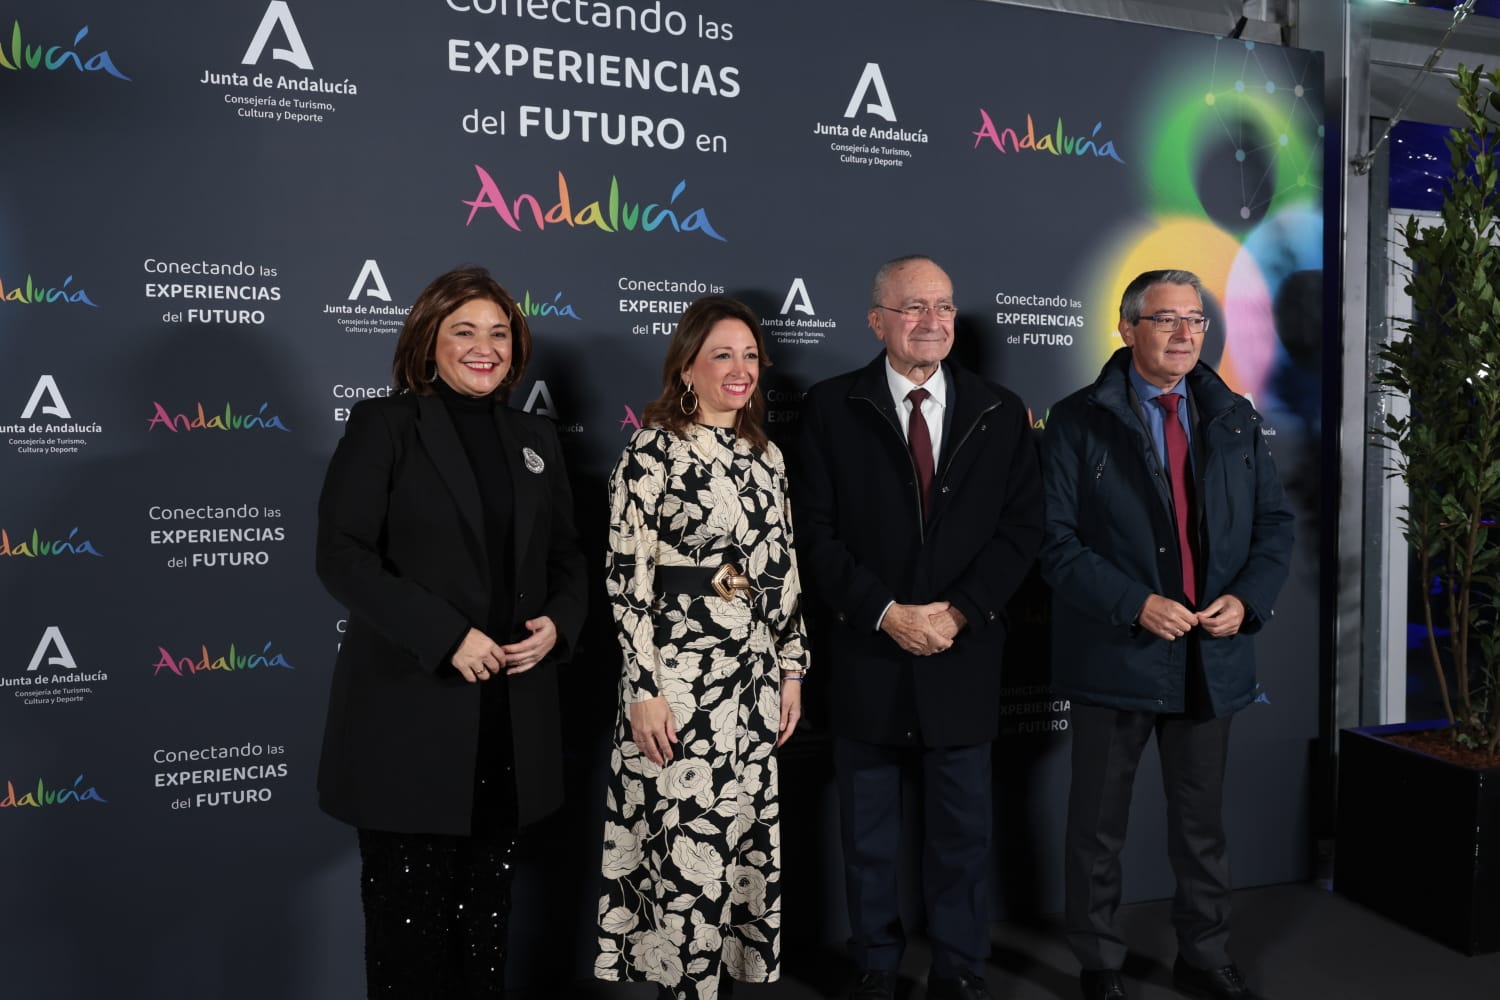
(533, 881, 1500, 999)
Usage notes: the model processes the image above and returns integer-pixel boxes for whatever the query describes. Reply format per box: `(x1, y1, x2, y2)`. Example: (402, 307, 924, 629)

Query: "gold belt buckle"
(710, 562, 751, 602)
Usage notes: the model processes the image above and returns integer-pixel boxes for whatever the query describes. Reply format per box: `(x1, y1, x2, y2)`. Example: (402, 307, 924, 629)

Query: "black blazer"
(315, 392, 587, 834)
(797, 354, 1044, 746)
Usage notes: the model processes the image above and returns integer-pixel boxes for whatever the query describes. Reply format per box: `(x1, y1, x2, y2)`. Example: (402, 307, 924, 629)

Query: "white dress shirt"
(885, 359, 947, 463)
(874, 360, 947, 630)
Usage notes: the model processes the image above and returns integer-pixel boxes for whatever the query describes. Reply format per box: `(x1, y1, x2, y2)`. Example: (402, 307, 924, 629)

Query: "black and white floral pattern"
(596, 424, 809, 1000)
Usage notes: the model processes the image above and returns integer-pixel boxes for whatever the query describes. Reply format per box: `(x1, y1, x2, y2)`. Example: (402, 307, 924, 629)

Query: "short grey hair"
(871, 255, 941, 308)
(1118, 269, 1204, 322)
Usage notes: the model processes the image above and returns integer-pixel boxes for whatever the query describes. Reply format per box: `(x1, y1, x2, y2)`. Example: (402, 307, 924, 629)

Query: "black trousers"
(1064, 700, 1234, 972)
(357, 829, 517, 999)
(834, 738, 993, 978)
(357, 668, 518, 997)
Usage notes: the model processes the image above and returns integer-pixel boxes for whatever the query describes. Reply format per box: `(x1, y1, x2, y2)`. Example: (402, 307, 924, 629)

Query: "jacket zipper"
(855, 394, 1002, 543)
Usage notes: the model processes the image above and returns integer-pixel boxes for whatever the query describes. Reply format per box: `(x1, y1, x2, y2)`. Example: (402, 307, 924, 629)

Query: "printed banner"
(0, 2, 1324, 994)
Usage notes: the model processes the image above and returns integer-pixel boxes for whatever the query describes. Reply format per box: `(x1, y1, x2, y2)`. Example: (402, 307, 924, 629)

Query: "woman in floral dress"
(595, 296, 809, 1000)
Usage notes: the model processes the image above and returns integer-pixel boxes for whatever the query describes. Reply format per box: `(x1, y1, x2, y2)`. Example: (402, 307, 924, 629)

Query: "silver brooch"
(522, 447, 545, 474)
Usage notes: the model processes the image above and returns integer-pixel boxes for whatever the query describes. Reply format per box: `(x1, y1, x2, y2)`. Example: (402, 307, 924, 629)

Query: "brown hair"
(390, 265, 532, 396)
(642, 295, 772, 453)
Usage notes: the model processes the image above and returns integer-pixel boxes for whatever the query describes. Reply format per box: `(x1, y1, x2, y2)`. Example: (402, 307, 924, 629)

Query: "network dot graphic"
(1121, 37, 1326, 401)
(1202, 36, 1325, 220)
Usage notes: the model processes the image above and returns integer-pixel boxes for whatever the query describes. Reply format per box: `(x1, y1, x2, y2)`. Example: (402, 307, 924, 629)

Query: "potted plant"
(1337, 63, 1500, 955)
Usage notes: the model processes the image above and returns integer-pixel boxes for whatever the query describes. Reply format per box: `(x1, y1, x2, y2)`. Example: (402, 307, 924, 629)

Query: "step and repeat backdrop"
(1, 2, 1325, 995)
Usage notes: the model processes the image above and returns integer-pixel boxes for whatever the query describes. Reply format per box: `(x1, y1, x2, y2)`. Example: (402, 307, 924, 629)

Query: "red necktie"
(906, 387, 934, 517)
(1153, 393, 1197, 605)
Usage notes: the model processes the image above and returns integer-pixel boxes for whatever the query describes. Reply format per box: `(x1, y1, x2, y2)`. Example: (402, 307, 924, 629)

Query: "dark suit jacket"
(798, 353, 1044, 746)
(315, 392, 587, 834)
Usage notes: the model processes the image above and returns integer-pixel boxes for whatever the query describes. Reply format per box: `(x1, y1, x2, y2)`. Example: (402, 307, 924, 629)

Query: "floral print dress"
(596, 424, 809, 1000)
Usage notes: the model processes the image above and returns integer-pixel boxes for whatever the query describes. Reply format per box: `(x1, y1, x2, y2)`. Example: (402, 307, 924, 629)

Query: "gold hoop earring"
(680, 385, 699, 416)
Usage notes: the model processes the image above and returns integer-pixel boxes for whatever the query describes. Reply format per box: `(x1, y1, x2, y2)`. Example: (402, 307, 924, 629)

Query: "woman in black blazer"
(315, 265, 587, 998)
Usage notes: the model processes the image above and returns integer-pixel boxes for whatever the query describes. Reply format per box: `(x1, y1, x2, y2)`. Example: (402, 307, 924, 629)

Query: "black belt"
(655, 563, 751, 602)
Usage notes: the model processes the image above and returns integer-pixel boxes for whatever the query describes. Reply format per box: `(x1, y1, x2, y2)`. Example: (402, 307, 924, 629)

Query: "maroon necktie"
(1153, 393, 1197, 605)
(906, 387, 934, 517)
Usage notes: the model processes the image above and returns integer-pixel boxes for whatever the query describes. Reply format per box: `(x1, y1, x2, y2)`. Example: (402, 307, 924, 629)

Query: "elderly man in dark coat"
(798, 255, 1044, 1000)
(1039, 269, 1293, 1000)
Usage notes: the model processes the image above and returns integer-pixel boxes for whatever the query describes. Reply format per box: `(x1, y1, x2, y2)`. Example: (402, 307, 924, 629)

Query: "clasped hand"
(881, 602, 966, 656)
(1137, 593, 1245, 641)
(451, 617, 558, 683)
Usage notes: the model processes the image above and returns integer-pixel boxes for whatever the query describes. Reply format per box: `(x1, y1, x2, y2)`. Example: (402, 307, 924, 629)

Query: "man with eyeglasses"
(798, 255, 1044, 1000)
(1038, 270, 1292, 1000)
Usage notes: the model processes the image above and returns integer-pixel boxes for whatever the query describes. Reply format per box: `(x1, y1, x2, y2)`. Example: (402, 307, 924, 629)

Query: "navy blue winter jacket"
(1039, 348, 1293, 716)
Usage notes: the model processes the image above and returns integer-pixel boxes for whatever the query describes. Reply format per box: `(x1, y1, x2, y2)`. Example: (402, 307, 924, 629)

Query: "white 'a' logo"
(780, 278, 816, 316)
(21, 375, 70, 419)
(842, 63, 896, 122)
(522, 381, 557, 419)
(348, 259, 392, 302)
(26, 627, 78, 673)
(242, 1, 314, 71)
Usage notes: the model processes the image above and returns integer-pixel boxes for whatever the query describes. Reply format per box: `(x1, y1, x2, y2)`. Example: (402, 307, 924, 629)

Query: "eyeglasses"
(875, 302, 957, 321)
(1137, 313, 1209, 333)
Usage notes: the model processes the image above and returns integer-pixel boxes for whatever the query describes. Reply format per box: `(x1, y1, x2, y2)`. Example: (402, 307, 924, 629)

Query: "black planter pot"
(1335, 721, 1500, 955)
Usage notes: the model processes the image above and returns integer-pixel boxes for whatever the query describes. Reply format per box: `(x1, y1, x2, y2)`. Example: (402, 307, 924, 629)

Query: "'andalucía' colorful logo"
(0, 24, 129, 80)
(147, 402, 291, 432)
(0, 775, 107, 808)
(0, 274, 98, 306)
(520, 291, 581, 320)
(0, 527, 102, 558)
(973, 110, 1124, 163)
(153, 641, 295, 677)
(464, 166, 727, 242)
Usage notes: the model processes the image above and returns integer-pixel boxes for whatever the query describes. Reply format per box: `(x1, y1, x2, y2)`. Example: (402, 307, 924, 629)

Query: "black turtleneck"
(433, 379, 516, 641)
(434, 378, 519, 835)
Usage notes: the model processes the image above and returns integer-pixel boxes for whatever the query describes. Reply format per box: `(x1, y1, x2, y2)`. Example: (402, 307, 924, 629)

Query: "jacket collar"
(416, 393, 484, 545)
(490, 404, 543, 582)
(849, 352, 901, 426)
(847, 351, 1003, 428)
(414, 392, 543, 581)
(1090, 347, 1241, 422)
(847, 352, 1005, 524)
